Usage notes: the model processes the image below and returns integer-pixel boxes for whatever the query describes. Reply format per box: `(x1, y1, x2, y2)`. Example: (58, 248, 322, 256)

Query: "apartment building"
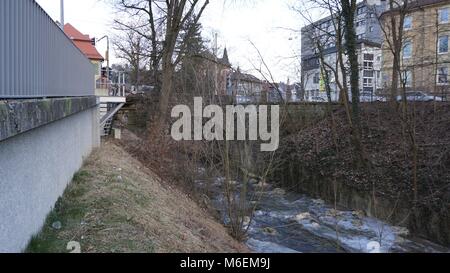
(301, 0, 385, 101)
(381, 0, 450, 99)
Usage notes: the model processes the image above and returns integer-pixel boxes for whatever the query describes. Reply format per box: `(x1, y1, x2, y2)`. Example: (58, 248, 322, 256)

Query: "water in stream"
(196, 175, 449, 253)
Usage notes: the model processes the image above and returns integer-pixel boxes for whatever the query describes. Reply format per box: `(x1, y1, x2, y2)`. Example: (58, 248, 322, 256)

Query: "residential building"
(301, 0, 385, 102)
(229, 69, 264, 103)
(381, 0, 450, 99)
(64, 23, 126, 135)
(63, 23, 105, 95)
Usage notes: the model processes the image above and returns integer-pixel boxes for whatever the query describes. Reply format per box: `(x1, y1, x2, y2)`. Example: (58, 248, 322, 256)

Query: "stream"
(196, 174, 449, 253)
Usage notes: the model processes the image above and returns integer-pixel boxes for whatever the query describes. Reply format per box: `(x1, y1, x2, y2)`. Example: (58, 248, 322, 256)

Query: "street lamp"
(96, 35, 110, 82)
(60, 0, 64, 29)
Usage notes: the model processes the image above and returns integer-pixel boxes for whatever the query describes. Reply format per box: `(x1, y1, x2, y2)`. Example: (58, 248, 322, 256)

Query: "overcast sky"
(35, 0, 310, 82)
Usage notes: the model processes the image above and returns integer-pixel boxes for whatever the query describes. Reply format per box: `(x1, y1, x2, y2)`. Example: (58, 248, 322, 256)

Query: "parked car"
(235, 95, 255, 104)
(397, 91, 444, 102)
(310, 96, 326, 102)
(360, 91, 386, 102)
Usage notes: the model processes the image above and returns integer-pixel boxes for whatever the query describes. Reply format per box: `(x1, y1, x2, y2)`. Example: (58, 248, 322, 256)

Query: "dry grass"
(26, 140, 248, 253)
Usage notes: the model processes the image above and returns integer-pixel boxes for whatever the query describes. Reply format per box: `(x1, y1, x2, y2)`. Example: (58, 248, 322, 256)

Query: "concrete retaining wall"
(0, 100, 99, 252)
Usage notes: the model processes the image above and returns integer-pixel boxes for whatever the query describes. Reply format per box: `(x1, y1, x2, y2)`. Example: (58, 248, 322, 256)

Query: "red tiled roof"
(64, 23, 104, 61)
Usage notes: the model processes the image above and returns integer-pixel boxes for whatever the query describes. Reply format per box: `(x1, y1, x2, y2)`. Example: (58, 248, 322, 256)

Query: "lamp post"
(97, 35, 110, 82)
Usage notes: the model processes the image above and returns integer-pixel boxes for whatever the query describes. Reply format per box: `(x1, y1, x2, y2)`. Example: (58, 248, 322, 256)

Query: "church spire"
(221, 47, 231, 67)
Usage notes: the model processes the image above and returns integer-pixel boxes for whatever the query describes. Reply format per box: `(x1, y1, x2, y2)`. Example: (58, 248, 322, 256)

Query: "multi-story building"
(64, 23, 105, 94)
(381, 0, 450, 99)
(301, 0, 385, 102)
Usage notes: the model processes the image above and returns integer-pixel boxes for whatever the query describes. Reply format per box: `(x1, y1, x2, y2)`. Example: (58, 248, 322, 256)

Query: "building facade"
(381, 0, 450, 99)
(64, 23, 106, 96)
(301, 0, 385, 101)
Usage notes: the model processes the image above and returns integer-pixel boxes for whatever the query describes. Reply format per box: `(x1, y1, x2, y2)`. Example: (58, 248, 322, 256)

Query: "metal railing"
(0, 0, 94, 98)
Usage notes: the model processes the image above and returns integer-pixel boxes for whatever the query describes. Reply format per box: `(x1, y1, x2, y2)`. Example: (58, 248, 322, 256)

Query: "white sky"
(35, 0, 309, 82)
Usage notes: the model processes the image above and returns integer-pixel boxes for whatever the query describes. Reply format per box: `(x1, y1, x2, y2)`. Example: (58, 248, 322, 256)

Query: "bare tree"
(376, 0, 410, 102)
(112, 0, 210, 124)
(112, 0, 164, 89)
(295, 0, 366, 167)
(157, 0, 210, 123)
(112, 21, 150, 87)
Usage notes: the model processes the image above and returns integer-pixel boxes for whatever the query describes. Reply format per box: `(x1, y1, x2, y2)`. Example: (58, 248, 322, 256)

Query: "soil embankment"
(27, 140, 247, 253)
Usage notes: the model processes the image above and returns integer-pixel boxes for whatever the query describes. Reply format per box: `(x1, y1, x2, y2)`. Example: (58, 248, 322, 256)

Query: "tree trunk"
(342, 0, 360, 129)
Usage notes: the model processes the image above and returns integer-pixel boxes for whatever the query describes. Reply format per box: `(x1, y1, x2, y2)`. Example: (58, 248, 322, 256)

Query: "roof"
(231, 71, 262, 83)
(64, 23, 104, 61)
(191, 50, 232, 68)
(381, 0, 449, 16)
(404, 0, 449, 9)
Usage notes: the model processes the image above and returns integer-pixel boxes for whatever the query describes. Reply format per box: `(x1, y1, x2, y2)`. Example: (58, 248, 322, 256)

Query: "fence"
(0, 0, 94, 98)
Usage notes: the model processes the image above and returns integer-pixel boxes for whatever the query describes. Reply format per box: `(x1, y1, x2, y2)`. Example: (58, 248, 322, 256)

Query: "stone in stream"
(262, 227, 278, 236)
(272, 188, 286, 195)
(326, 209, 343, 218)
(312, 199, 325, 206)
(309, 221, 320, 229)
(392, 226, 410, 237)
(293, 212, 311, 222)
(351, 219, 364, 228)
(352, 210, 366, 219)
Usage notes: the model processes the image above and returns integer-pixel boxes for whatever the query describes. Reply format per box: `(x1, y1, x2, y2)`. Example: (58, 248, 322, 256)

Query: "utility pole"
(97, 36, 110, 82)
(60, 0, 64, 29)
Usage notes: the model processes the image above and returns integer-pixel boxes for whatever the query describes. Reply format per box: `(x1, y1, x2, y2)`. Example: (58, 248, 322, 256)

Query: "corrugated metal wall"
(0, 0, 94, 98)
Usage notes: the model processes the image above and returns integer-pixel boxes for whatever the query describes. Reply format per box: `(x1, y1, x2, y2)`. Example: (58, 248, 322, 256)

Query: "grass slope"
(26, 140, 247, 253)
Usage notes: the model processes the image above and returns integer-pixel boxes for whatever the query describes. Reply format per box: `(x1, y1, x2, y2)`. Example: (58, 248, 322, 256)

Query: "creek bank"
(195, 176, 448, 253)
(271, 103, 450, 246)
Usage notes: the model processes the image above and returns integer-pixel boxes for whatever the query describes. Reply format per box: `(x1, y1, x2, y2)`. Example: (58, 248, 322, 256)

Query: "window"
(438, 35, 449, 53)
(437, 67, 448, 84)
(321, 21, 330, 30)
(402, 70, 412, 87)
(363, 78, 373, 87)
(313, 73, 320, 84)
(356, 20, 366, 27)
(364, 61, 374, 70)
(363, 70, 374, 77)
(439, 8, 449, 23)
(357, 6, 366, 16)
(364, 54, 374, 61)
(404, 16, 412, 30)
(369, 26, 374, 32)
(403, 41, 412, 59)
